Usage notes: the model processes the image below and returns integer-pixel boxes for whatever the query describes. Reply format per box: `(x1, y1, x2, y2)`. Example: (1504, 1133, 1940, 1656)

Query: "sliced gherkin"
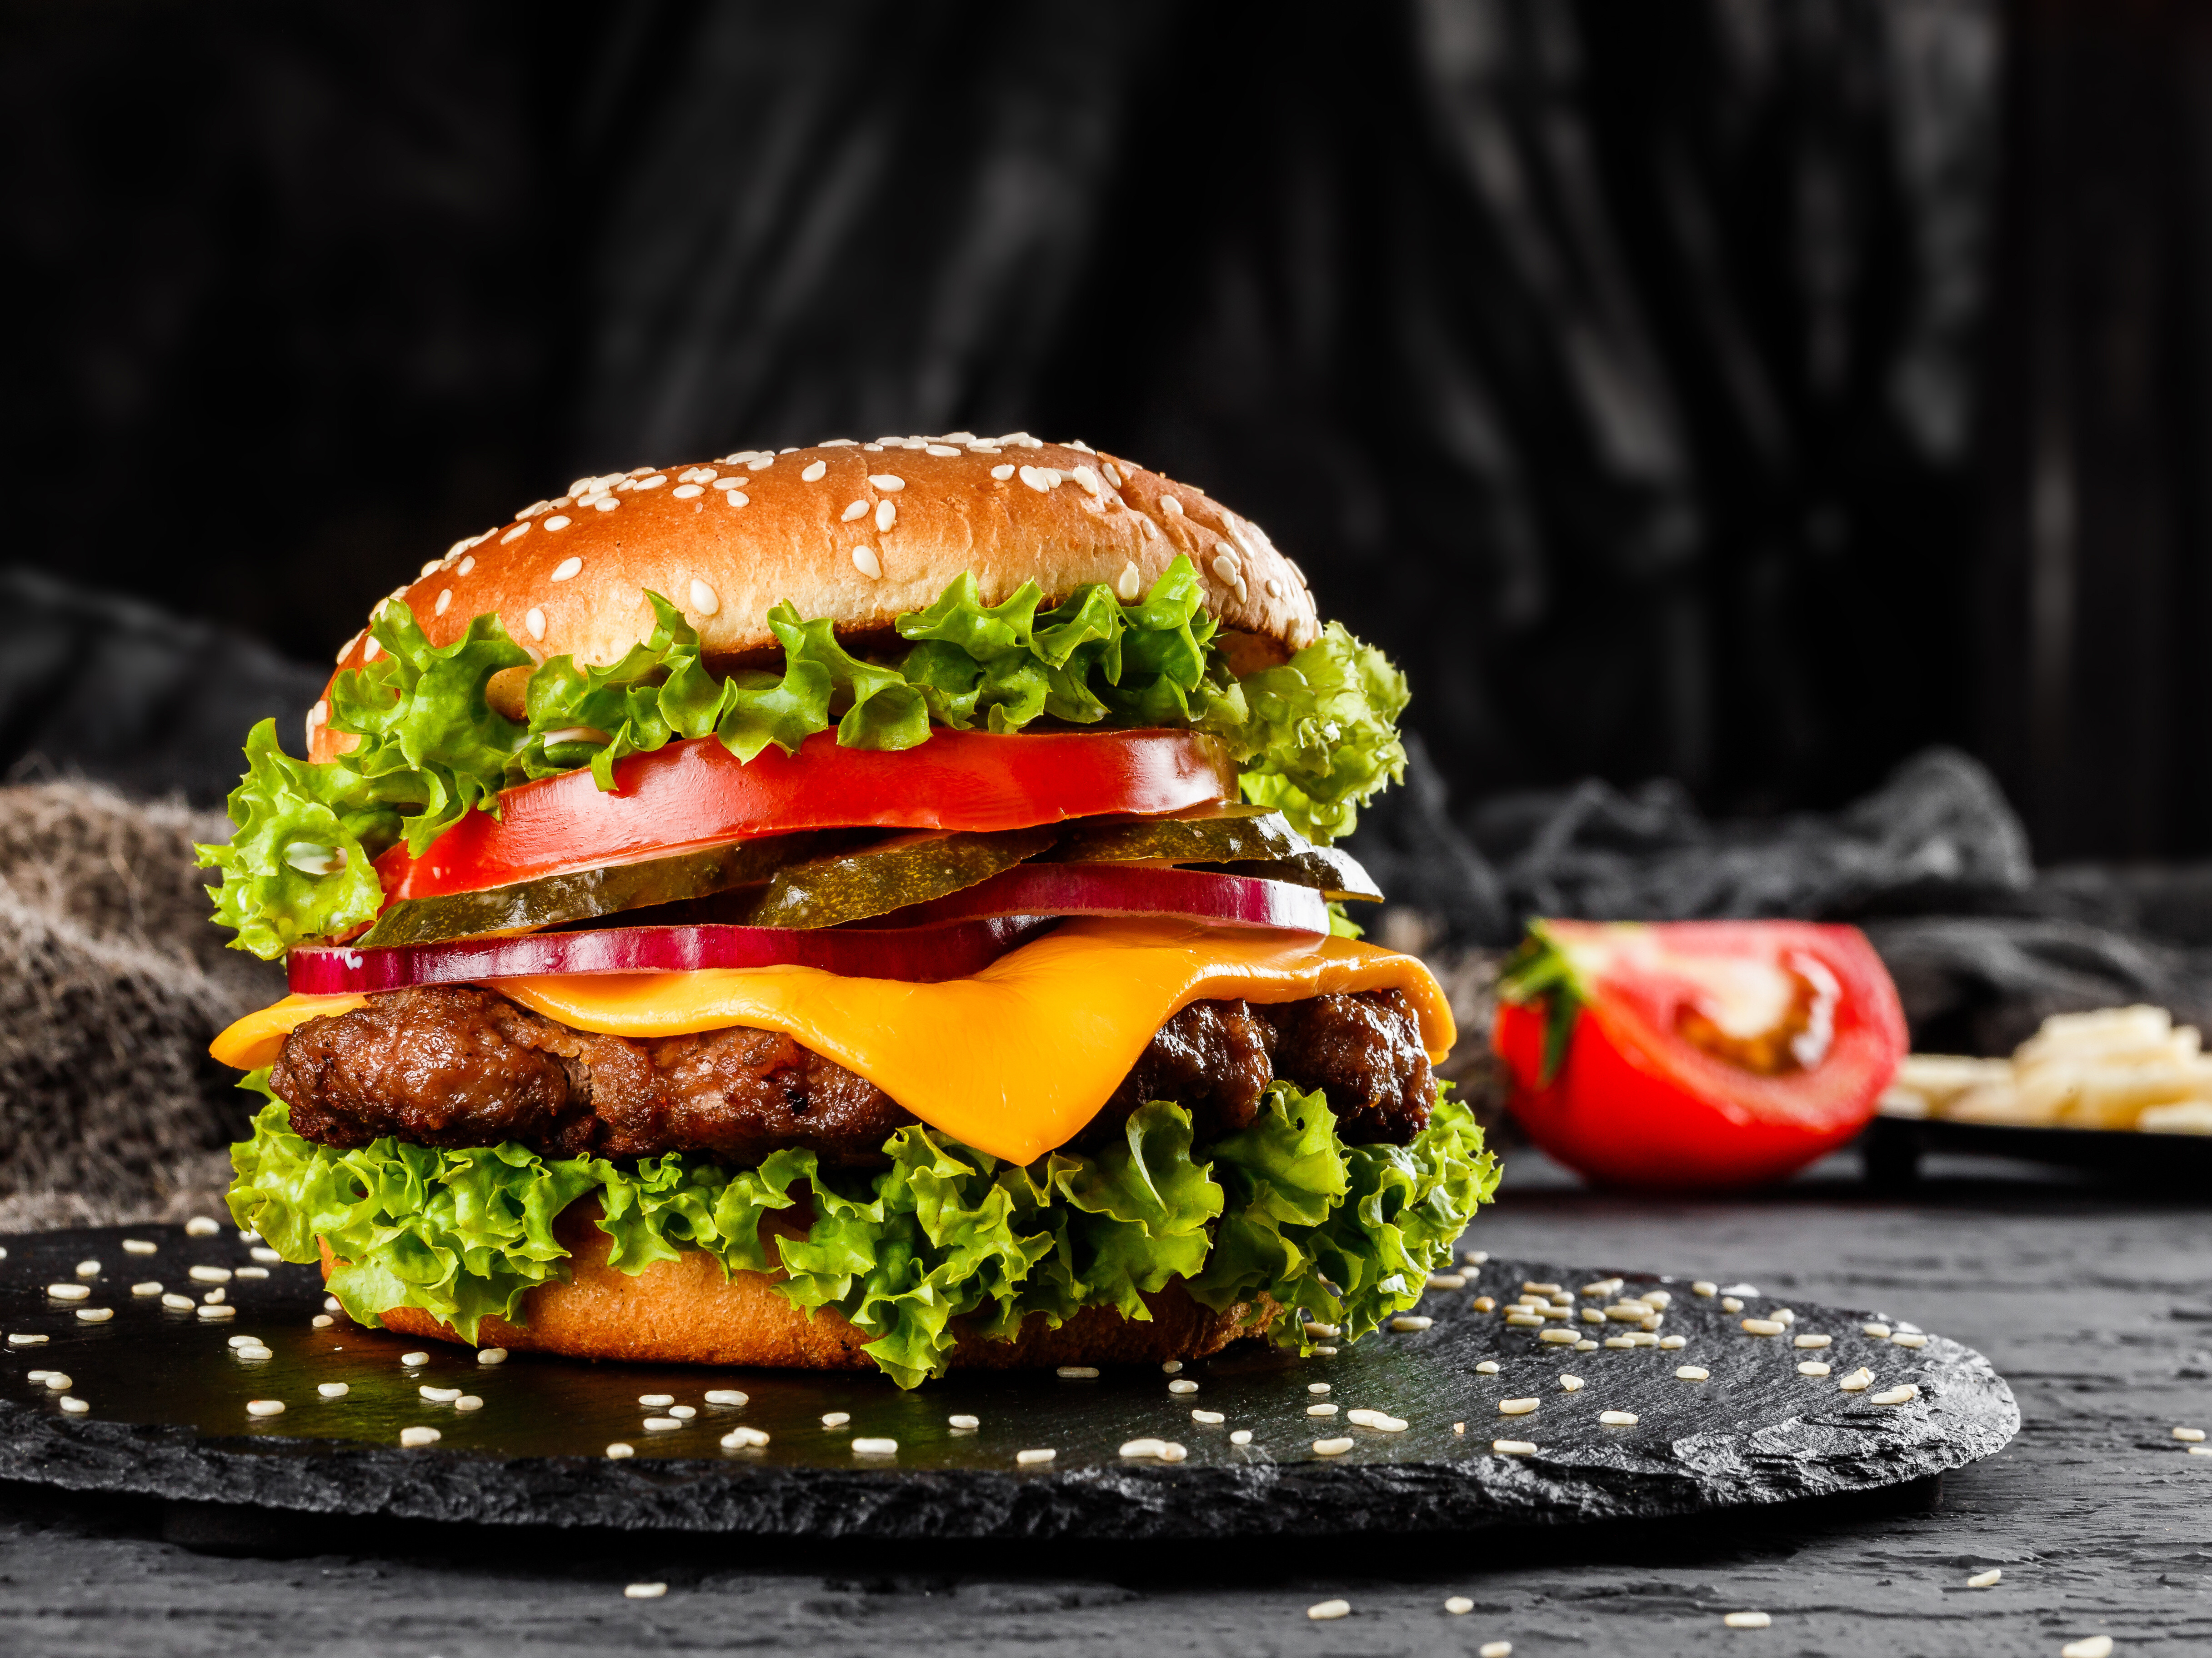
(359, 833, 834, 946)
(1047, 806, 1383, 901)
(1199, 847, 1383, 902)
(744, 827, 1059, 929)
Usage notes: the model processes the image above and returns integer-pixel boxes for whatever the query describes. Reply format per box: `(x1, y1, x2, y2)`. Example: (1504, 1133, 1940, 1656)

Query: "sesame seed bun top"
(313, 434, 1320, 758)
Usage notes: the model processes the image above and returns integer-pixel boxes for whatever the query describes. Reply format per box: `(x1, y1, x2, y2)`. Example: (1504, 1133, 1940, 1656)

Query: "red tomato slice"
(1491, 919, 1907, 1189)
(378, 728, 1237, 902)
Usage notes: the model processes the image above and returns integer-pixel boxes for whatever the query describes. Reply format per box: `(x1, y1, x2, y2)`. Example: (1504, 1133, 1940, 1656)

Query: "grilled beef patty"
(270, 985, 1434, 1165)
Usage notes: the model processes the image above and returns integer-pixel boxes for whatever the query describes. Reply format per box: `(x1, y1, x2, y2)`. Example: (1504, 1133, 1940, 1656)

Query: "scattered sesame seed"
(311, 1314, 333, 1328)
(852, 546, 883, 579)
(1312, 1345, 1338, 1356)
(5, 1335, 44, 1350)
(1871, 1385, 1920, 1406)
(1473, 1296, 1496, 1312)
(634, 474, 666, 489)
(1018, 466, 1055, 493)
(1346, 1409, 1409, 1431)
(852, 1437, 897, 1455)
(434, 588, 454, 616)
(640, 1393, 675, 1408)
(1308, 1382, 1331, 1396)
(1169, 1378, 1199, 1395)
(1161, 1359, 1183, 1374)
(990, 464, 1015, 481)
(1722, 1297, 1744, 1313)
(225, 1334, 257, 1348)
(801, 460, 827, 482)
(1302, 1321, 1341, 1338)
(1308, 1403, 1340, 1417)
(948, 1413, 979, 1429)
(1390, 1315, 1434, 1333)
(1722, 1611, 1770, 1629)
(1191, 1409, 1226, 1424)
(721, 1427, 769, 1448)
(1491, 1439, 1536, 1455)
(1598, 1410, 1638, 1427)
(1967, 1568, 2003, 1588)
(1576, 1338, 1600, 1351)
(722, 489, 748, 507)
(1741, 1318, 1784, 1336)
(247, 1400, 285, 1417)
(868, 474, 905, 491)
(1480, 1642, 1512, 1657)
(421, 1386, 461, 1403)
(1161, 495, 1184, 515)
(234, 1267, 268, 1281)
(459, 554, 476, 573)
(75, 1308, 113, 1323)
(606, 1442, 635, 1459)
(1498, 1398, 1539, 1416)
(1307, 1598, 1351, 1621)
(1659, 1334, 1687, 1349)
(161, 1293, 192, 1311)
(643, 1417, 683, 1432)
(1798, 1361, 1832, 1377)
(2060, 1641, 2112, 1658)
(1862, 1323, 1892, 1338)
(1016, 1448, 1056, 1465)
(876, 499, 896, 531)
(40, 1373, 70, 1389)
(549, 556, 582, 582)
(1056, 1366, 1098, 1379)
(325, 1297, 341, 1313)
(59, 1397, 89, 1414)
(2189, 1445, 2212, 1457)
(669, 1406, 695, 1420)
(2176, 1427, 2206, 1442)
(1559, 1374, 1584, 1392)
(1892, 1333, 1928, 1349)
(1839, 1368, 1875, 1392)
(319, 1383, 348, 1399)
(1506, 1313, 1544, 1328)
(1231, 1429, 1254, 1445)
(401, 1352, 429, 1367)
(625, 1583, 667, 1600)
(821, 1412, 851, 1428)
(841, 499, 869, 522)
(1476, 1360, 1501, 1374)
(197, 1304, 235, 1321)
(1120, 1438, 1176, 1458)
(45, 1283, 90, 1301)
(1677, 1366, 1711, 1381)
(132, 1281, 162, 1297)
(1540, 1329, 1579, 1345)
(525, 607, 546, 640)
(1311, 1438, 1355, 1458)
(1464, 1249, 1490, 1265)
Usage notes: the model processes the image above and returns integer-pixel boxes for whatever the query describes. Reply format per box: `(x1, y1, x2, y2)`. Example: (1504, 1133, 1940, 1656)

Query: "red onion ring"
(880, 863, 1331, 934)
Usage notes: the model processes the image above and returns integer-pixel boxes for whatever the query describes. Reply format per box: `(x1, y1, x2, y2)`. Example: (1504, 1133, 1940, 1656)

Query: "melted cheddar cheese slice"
(210, 917, 1455, 1164)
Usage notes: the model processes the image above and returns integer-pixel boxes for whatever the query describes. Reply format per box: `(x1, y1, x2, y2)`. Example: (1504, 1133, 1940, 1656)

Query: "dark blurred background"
(4, 0, 2211, 862)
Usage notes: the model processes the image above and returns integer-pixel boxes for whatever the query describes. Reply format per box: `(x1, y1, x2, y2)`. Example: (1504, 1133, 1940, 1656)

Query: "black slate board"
(1863, 1111, 2212, 1186)
(0, 1224, 2017, 1538)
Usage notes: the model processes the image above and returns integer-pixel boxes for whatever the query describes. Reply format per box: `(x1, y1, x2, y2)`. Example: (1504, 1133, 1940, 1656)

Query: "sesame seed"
(821, 1412, 851, 1428)
(1478, 1642, 1511, 1657)
(1057, 1366, 1098, 1380)
(634, 474, 666, 489)
(869, 497, 895, 533)
(1161, 495, 1184, 515)
(747, 454, 776, 470)
(640, 1393, 674, 1407)
(947, 1413, 979, 1429)
(197, 1304, 235, 1321)
(1231, 1429, 1254, 1445)
(525, 608, 546, 640)
(606, 1442, 634, 1459)
(550, 557, 582, 582)
(319, 1383, 348, 1398)
(1476, 1360, 1501, 1374)
(1169, 1378, 1199, 1395)
(1498, 1398, 1538, 1416)
(801, 460, 827, 482)
(1967, 1568, 2002, 1587)
(1741, 1318, 1784, 1336)
(1677, 1366, 1711, 1381)
(1311, 1438, 1355, 1457)
(132, 1281, 162, 1297)
(868, 474, 905, 491)
(1428, 1273, 1467, 1290)
(1312, 1345, 1338, 1356)
(1892, 1333, 1928, 1349)
(235, 1267, 268, 1281)
(1659, 1334, 1687, 1349)
(1161, 1359, 1184, 1374)
(852, 546, 882, 579)
(247, 1400, 285, 1417)
(1559, 1374, 1584, 1391)
(721, 1426, 770, 1448)
(396, 1426, 436, 1448)
(593, 496, 620, 512)
(401, 1352, 430, 1367)
(1346, 1409, 1409, 1432)
(421, 1386, 461, 1403)
(1599, 1410, 1638, 1426)
(1120, 1438, 1173, 1458)
(1722, 1297, 1744, 1313)
(122, 1239, 156, 1256)
(1018, 466, 1054, 493)
(2189, 1445, 2212, 1457)
(226, 1333, 257, 1348)
(60, 1397, 89, 1414)
(2176, 1427, 2207, 1442)
(458, 555, 475, 574)
(435, 589, 453, 616)
(1473, 1296, 1496, 1312)
(706, 1390, 748, 1408)
(75, 1308, 113, 1323)
(643, 1418, 682, 1431)
(1539, 1329, 1579, 1345)
(46, 1283, 90, 1301)
(1839, 1368, 1875, 1391)
(1308, 1403, 1340, 1416)
(1798, 1361, 1832, 1377)
(852, 1437, 897, 1455)
(841, 499, 869, 521)
(161, 1294, 192, 1311)
(1390, 1315, 1434, 1332)
(1722, 1611, 1770, 1629)
(1191, 1409, 1225, 1424)
(1793, 1333, 1832, 1349)
(40, 1372, 70, 1390)
(668, 1406, 695, 1420)
(5, 1333, 44, 1348)
(1575, 1339, 1599, 1351)
(625, 1583, 667, 1600)
(1302, 1321, 1341, 1338)
(1862, 1323, 1892, 1338)
(311, 1314, 333, 1328)
(2060, 1639, 2113, 1658)
(325, 1297, 341, 1312)
(820, 439, 856, 449)
(477, 1348, 507, 1366)
(1016, 1448, 1056, 1464)
(1102, 462, 1123, 486)
(1307, 1382, 1333, 1396)
(990, 464, 1015, 481)
(1307, 1598, 1351, 1621)
(1506, 1313, 1543, 1328)
(1491, 1439, 1536, 1455)
(1871, 1385, 1920, 1406)
(545, 513, 573, 529)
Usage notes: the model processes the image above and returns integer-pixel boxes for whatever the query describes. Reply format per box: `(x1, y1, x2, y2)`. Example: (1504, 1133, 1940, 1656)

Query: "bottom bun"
(321, 1199, 1282, 1370)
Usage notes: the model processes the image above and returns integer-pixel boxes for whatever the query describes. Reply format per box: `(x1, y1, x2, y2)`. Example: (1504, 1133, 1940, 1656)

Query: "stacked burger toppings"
(200, 434, 1497, 1385)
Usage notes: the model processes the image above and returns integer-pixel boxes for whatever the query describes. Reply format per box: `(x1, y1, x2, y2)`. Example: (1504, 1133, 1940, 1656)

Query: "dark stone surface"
(0, 1169, 2201, 1656)
(0, 1224, 2012, 1540)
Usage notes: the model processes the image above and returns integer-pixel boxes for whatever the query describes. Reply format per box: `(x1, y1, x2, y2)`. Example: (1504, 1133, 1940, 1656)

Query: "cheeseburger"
(203, 434, 1496, 1386)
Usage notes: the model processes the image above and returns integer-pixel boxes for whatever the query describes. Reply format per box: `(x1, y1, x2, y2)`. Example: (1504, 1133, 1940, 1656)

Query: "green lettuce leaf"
(228, 1074, 1495, 1386)
(200, 555, 1409, 956)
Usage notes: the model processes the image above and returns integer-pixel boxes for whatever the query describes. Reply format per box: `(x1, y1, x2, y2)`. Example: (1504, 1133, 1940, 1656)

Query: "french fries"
(1879, 1005, 2212, 1134)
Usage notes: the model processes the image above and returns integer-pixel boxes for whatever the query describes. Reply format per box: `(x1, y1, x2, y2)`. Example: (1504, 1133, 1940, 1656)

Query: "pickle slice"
(359, 833, 834, 947)
(744, 827, 1059, 929)
(1047, 806, 1383, 901)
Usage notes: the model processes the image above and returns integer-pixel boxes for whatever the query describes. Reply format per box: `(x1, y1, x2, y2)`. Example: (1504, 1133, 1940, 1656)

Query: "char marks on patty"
(271, 985, 1434, 1164)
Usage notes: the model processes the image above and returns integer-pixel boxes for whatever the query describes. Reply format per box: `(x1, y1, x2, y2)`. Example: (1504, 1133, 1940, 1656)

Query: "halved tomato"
(1491, 919, 1907, 1189)
(377, 728, 1237, 903)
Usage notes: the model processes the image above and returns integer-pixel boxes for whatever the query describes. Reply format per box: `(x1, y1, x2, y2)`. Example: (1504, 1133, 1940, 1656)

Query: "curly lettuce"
(200, 555, 1409, 957)
(228, 1080, 1496, 1388)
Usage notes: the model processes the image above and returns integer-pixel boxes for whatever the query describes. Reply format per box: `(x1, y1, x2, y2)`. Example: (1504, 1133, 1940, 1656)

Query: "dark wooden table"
(2, 1144, 2205, 1657)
